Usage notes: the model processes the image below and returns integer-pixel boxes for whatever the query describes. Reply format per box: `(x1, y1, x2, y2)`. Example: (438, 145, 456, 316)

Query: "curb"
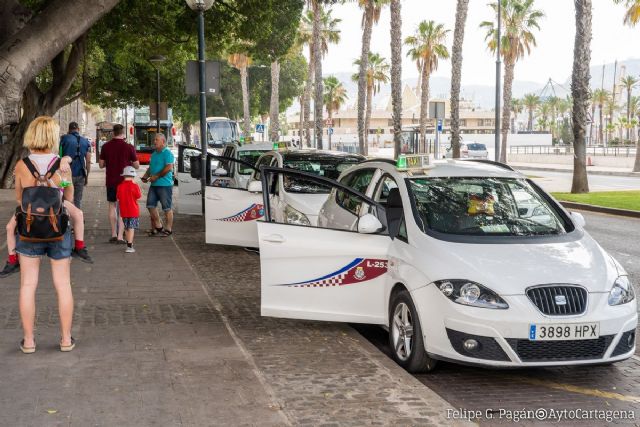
(513, 165, 640, 178)
(559, 201, 640, 218)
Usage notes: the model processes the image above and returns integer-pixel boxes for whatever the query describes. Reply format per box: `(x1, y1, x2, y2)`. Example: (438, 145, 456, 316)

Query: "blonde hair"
(23, 116, 60, 152)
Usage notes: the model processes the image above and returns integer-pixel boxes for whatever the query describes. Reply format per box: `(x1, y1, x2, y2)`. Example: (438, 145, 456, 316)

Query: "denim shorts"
(15, 230, 72, 260)
(146, 185, 173, 212)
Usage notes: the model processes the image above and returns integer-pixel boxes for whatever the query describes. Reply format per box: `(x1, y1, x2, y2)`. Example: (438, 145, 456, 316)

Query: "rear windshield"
(408, 177, 570, 237)
(238, 150, 266, 175)
(282, 155, 363, 194)
(466, 143, 487, 151)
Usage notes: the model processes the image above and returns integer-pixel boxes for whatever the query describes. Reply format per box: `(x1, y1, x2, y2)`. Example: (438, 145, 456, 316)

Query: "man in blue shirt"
(142, 133, 175, 236)
(60, 122, 91, 208)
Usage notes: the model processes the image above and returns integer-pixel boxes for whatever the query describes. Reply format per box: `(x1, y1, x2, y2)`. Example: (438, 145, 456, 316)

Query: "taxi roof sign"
(396, 154, 430, 171)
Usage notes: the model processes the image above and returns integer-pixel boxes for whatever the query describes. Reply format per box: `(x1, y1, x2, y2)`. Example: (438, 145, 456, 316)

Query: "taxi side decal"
(214, 204, 264, 222)
(281, 258, 388, 288)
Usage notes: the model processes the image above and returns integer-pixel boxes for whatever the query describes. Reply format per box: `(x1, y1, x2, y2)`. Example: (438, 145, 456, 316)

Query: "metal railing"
(509, 145, 638, 157)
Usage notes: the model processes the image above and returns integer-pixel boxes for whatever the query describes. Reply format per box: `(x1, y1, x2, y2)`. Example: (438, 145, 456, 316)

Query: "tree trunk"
(528, 107, 534, 132)
(240, 65, 251, 138)
(626, 88, 632, 141)
(357, 2, 374, 155)
(312, 0, 324, 150)
(328, 109, 333, 150)
(182, 122, 192, 145)
(419, 65, 430, 154)
(390, 0, 403, 159)
(269, 60, 280, 143)
(450, 0, 469, 159)
(302, 44, 314, 147)
(500, 59, 515, 163)
(598, 104, 604, 145)
(570, 0, 591, 193)
(0, 0, 119, 127)
(589, 103, 595, 143)
(298, 96, 304, 146)
(365, 85, 373, 154)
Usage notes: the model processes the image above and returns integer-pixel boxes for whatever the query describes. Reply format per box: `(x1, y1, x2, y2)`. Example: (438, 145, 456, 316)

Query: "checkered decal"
(214, 203, 264, 222)
(282, 258, 388, 288)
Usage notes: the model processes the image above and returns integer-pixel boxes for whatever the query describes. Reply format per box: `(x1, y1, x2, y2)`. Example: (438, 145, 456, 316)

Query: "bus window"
(207, 121, 236, 147)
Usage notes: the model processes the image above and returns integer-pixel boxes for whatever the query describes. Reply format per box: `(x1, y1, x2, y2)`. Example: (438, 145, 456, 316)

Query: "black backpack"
(15, 157, 69, 242)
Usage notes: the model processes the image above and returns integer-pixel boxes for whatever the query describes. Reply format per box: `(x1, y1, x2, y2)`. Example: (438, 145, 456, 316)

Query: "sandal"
(108, 237, 118, 243)
(60, 337, 75, 352)
(20, 339, 36, 354)
(147, 228, 163, 237)
(159, 230, 172, 237)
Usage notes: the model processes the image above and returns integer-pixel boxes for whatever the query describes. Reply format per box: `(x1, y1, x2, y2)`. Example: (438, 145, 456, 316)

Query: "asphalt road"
(524, 169, 640, 193)
(355, 211, 640, 425)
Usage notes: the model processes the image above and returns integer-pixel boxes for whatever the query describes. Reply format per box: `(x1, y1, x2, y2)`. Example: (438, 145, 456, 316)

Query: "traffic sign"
(437, 119, 443, 132)
(256, 124, 265, 133)
(328, 128, 334, 135)
(325, 118, 333, 126)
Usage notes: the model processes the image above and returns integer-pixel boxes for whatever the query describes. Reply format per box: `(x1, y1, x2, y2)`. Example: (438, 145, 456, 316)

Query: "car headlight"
(435, 279, 509, 309)
(608, 276, 635, 306)
(285, 205, 311, 226)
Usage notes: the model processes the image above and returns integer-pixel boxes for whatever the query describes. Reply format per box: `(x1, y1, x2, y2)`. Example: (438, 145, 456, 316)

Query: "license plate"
(529, 323, 599, 341)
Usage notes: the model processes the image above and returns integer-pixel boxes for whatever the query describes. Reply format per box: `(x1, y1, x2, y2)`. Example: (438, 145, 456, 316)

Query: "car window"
(218, 146, 235, 176)
(373, 175, 399, 205)
(336, 169, 375, 215)
(282, 155, 363, 194)
(238, 150, 266, 175)
(467, 143, 487, 151)
(253, 155, 273, 181)
(408, 177, 571, 237)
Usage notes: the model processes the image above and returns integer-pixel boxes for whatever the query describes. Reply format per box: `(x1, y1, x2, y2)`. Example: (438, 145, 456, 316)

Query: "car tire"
(388, 289, 437, 373)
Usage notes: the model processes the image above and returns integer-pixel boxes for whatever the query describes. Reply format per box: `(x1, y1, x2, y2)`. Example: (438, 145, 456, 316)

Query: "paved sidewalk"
(0, 170, 467, 426)
(511, 162, 640, 178)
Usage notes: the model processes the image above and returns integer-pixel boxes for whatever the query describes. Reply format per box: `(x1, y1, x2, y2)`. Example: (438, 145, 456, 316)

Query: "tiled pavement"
(0, 171, 466, 426)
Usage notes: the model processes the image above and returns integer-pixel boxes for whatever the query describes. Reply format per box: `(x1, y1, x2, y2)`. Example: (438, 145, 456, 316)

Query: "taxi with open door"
(256, 156, 637, 372)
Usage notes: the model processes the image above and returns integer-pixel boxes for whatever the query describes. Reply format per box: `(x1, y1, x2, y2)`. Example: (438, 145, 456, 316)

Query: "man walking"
(60, 122, 91, 208)
(142, 133, 174, 236)
(99, 124, 139, 243)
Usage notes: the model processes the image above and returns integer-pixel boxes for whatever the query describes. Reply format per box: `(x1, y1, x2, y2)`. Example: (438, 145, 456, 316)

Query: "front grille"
(446, 328, 510, 361)
(611, 330, 636, 357)
(526, 285, 587, 316)
(506, 336, 614, 362)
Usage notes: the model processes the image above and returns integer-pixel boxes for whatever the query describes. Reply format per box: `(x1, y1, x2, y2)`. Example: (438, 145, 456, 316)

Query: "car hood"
(419, 232, 618, 295)
(284, 193, 330, 221)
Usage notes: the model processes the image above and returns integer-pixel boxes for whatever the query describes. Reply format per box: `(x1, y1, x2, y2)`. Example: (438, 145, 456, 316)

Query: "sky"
(318, 0, 640, 86)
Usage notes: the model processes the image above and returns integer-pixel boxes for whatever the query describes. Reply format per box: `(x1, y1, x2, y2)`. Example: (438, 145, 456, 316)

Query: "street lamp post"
(149, 55, 166, 139)
(494, 0, 502, 162)
(186, 0, 215, 214)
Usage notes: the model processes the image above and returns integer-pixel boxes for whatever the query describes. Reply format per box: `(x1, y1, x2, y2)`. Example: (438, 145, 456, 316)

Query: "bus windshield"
(207, 121, 236, 147)
(135, 126, 170, 151)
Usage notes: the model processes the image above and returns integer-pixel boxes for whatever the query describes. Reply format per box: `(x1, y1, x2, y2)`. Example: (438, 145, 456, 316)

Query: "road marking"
(514, 376, 640, 403)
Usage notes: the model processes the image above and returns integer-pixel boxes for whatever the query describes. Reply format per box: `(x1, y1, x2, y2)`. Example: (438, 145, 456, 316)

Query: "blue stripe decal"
(291, 258, 363, 285)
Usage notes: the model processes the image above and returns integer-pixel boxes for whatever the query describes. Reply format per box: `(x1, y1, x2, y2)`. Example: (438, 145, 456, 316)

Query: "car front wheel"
(389, 289, 437, 373)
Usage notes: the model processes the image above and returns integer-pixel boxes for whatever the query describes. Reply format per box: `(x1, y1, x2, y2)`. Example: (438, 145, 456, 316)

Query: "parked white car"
(255, 156, 636, 372)
(445, 142, 488, 159)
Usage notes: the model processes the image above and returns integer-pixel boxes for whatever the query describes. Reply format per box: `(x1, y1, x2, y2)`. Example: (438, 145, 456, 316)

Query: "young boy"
(116, 166, 141, 253)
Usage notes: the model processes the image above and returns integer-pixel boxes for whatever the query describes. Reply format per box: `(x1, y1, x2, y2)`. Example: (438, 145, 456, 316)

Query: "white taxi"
(202, 149, 364, 247)
(255, 156, 637, 372)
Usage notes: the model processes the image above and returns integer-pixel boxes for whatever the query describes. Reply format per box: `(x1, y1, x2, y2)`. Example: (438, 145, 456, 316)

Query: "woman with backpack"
(13, 116, 76, 353)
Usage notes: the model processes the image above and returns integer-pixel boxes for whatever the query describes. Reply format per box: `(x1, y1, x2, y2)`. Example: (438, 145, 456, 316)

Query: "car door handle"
(206, 195, 222, 200)
(262, 234, 286, 243)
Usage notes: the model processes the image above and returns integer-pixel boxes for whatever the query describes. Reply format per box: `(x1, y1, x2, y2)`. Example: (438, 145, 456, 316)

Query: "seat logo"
(555, 295, 567, 306)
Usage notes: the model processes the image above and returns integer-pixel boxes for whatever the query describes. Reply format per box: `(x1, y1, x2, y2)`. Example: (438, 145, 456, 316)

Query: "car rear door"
(177, 145, 205, 215)
(258, 167, 391, 324)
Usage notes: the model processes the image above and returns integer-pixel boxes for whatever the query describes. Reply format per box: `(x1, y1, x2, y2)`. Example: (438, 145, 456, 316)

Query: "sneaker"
(0, 261, 20, 278)
(72, 247, 94, 264)
(125, 246, 136, 253)
(108, 237, 118, 243)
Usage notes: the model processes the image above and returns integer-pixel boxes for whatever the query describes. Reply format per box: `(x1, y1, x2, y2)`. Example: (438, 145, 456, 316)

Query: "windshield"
(135, 126, 170, 151)
(207, 121, 236, 147)
(238, 150, 266, 175)
(282, 155, 363, 194)
(467, 143, 486, 151)
(408, 177, 570, 236)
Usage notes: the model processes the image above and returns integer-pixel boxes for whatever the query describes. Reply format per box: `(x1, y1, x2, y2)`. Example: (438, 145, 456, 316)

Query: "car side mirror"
(247, 180, 263, 193)
(190, 156, 202, 179)
(213, 167, 228, 176)
(357, 213, 384, 234)
(571, 212, 586, 228)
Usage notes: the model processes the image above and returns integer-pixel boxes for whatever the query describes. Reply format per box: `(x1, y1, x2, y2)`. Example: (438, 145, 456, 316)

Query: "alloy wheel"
(391, 302, 414, 361)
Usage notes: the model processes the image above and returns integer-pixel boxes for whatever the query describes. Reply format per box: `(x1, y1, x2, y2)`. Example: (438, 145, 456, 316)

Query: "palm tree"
(405, 20, 450, 152)
(613, 0, 640, 25)
(522, 93, 540, 131)
(620, 75, 638, 140)
(352, 52, 390, 149)
(605, 97, 620, 144)
(546, 96, 561, 139)
(298, 6, 341, 147)
(591, 89, 610, 145)
(511, 98, 523, 132)
(571, 0, 592, 193)
(629, 95, 640, 143)
(537, 101, 551, 132)
(323, 76, 348, 150)
(390, 0, 403, 159)
(481, 0, 544, 163)
(450, 0, 470, 159)
(228, 52, 252, 138)
(356, 0, 389, 155)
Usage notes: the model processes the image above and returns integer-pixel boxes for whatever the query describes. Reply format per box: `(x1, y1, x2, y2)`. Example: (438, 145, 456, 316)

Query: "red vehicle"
(133, 122, 175, 164)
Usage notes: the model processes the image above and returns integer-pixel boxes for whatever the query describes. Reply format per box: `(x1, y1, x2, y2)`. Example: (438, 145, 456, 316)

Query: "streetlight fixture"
(494, 0, 502, 162)
(148, 54, 166, 139)
(186, 0, 215, 214)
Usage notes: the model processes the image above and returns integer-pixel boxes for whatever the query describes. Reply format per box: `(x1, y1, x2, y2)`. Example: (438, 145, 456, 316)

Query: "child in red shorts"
(116, 166, 141, 253)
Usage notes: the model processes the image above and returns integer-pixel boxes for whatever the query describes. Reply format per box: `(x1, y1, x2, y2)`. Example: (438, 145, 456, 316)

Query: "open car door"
(258, 167, 391, 325)
(177, 145, 204, 215)
(205, 156, 263, 247)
